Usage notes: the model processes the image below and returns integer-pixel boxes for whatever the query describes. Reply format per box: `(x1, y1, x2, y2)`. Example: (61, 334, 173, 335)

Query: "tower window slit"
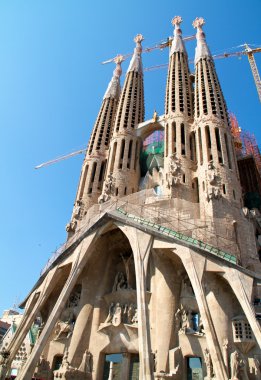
(224, 133, 232, 169)
(198, 128, 203, 165)
(90, 162, 97, 183)
(181, 123, 186, 156)
(134, 141, 139, 170)
(172, 122, 176, 154)
(118, 139, 125, 169)
(165, 124, 169, 157)
(215, 128, 223, 163)
(98, 161, 106, 183)
(127, 140, 133, 169)
(205, 125, 212, 161)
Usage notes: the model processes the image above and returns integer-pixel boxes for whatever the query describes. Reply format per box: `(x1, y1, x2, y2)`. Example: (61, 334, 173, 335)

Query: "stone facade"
(1, 17, 261, 380)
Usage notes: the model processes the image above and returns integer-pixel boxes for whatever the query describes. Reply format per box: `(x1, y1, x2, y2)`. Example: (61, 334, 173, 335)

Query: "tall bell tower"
(66, 57, 123, 234)
(102, 35, 145, 200)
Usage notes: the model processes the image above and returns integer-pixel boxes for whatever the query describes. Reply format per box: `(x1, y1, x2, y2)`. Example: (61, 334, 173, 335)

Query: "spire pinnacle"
(193, 17, 211, 64)
(103, 55, 123, 100)
(127, 34, 144, 73)
(170, 16, 185, 55)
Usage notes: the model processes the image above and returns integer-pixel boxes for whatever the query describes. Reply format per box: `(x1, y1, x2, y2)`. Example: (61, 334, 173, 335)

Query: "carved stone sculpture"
(78, 350, 92, 373)
(54, 311, 74, 340)
(98, 173, 115, 203)
(230, 350, 249, 380)
(104, 303, 115, 324)
(206, 161, 221, 201)
(167, 153, 182, 188)
(204, 348, 213, 379)
(112, 303, 122, 326)
(112, 272, 127, 292)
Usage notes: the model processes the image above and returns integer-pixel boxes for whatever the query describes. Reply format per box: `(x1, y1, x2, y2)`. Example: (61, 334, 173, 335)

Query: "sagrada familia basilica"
(1, 16, 261, 380)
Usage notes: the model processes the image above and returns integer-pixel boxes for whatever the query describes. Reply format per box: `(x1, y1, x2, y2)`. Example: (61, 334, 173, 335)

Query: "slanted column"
(117, 224, 153, 379)
(0, 267, 63, 380)
(224, 268, 261, 347)
(175, 247, 229, 379)
(16, 232, 97, 380)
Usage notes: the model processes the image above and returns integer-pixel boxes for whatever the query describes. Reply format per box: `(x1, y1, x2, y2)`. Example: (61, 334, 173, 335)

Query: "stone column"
(16, 231, 97, 380)
(223, 268, 261, 348)
(116, 224, 153, 380)
(0, 266, 62, 380)
(175, 247, 228, 380)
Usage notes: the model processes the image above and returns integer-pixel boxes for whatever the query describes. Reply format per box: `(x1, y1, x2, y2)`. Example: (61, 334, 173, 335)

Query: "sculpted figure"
(112, 303, 122, 326)
(231, 350, 240, 380)
(66, 219, 77, 233)
(78, 350, 92, 373)
(127, 303, 135, 324)
(131, 308, 138, 324)
(112, 272, 127, 292)
(54, 311, 74, 340)
(167, 153, 182, 188)
(104, 303, 115, 324)
(253, 356, 261, 377)
(98, 173, 115, 203)
(204, 348, 213, 379)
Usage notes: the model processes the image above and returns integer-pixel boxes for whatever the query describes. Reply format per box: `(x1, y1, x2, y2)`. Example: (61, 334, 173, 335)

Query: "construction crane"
(144, 44, 261, 102)
(101, 35, 196, 65)
(35, 42, 261, 169)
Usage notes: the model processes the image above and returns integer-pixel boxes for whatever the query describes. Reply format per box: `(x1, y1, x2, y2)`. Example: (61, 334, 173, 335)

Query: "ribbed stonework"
(104, 35, 145, 198)
(193, 18, 242, 212)
(164, 17, 196, 201)
(67, 58, 122, 231)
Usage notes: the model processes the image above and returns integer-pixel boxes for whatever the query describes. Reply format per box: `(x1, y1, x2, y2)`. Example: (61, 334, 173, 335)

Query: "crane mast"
(245, 44, 261, 102)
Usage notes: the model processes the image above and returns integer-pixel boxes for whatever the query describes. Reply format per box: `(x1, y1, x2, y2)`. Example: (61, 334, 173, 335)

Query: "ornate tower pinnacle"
(103, 55, 123, 99)
(170, 16, 185, 55)
(193, 17, 211, 64)
(127, 34, 144, 73)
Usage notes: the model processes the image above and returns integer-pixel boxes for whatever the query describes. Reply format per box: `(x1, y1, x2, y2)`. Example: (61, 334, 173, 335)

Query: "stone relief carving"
(204, 348, 214, 379)
(98, 173, 115, 204)
(66, 200, 83, 233)
(54, 310, 75, 340)
(104, 302, 138, 326)
(78, 350, 92, 373)
(206, 161, 221, 201)
(66, 288, 81, 309)
(167, 153, 182, 188)
(112, 272, 128, 292)
(66, 219, 77, 233)
(175, 305, 204, 336)
(230, 350, 249, 380)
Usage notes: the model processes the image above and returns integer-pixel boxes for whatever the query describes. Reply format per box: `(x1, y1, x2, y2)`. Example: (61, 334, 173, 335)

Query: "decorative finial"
(114, 55, 124, 65)
(171, 16, 182, 27)
(192, 17, 205, 29)
(134, 34, 144, 44)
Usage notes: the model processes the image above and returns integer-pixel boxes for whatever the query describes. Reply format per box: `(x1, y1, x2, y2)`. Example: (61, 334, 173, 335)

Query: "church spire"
(66, 58, 123, 235)
(163, 17, 194, 201)
(192, 18, 242, 213)
(165, 16, 193, 117)
(101, 35, 145, 201)
(193, 17, 211, 64)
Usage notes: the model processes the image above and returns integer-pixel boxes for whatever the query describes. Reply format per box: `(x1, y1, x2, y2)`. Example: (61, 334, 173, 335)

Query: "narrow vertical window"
(181, 123, 186, 155)
(224, 133, 232, 169)
(165, 124, 169, 157)
(215, 128, 223, 163)
(172, 122, 176, 154)
(198, 128, 203, 165)
(205, 125, 212, 161)
(127, 140, 133, 169)
(118, 139, 125, 169)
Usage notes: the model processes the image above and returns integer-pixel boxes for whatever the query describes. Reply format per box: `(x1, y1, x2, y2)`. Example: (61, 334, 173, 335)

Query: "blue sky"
(0, 0, 260, 313)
